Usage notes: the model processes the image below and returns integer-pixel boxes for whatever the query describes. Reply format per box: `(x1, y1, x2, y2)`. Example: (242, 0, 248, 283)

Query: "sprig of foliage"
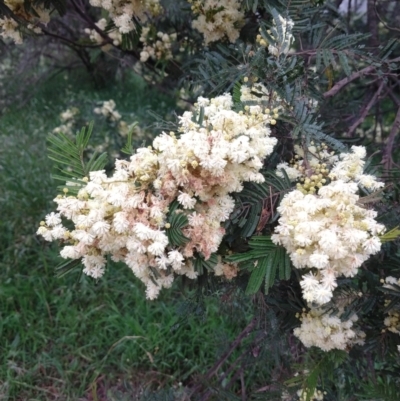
(47, 122, 107, 191)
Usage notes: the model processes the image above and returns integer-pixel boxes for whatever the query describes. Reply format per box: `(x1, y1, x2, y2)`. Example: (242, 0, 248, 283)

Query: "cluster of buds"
(240, 82, 283, 126)
(256, 30, 268, 47)
(276, 144, 384, 194)
(292, 143, 332, 194)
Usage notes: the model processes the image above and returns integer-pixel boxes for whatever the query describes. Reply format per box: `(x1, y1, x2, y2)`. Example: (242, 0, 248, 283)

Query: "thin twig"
(41, 27, 102, 49)
(204, 317, 257, 381)
(189, 317, 257, 397)
(323, 65, 375, 98)
(240, 370, 246, 401)
(382, 105, 400, 171)
(347, 80, 385, 136)
(374, 0, 400, 32)
(323, 56, 400, 98)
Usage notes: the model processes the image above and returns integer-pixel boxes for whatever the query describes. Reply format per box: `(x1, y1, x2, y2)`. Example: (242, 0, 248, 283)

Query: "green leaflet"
(232, 80, 242, 104)
(246, 256, 269, 294)
(338, 51, 351, 76)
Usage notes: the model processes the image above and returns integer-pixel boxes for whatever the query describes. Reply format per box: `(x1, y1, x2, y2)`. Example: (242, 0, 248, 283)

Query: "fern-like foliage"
(192, 253, 218, 275)
(186, 43, 245, 95)
(226, 235, 291, 295)
(165, 201, 190, 247)
(279, 85, 348, 151)
(47, 122, 108, 192)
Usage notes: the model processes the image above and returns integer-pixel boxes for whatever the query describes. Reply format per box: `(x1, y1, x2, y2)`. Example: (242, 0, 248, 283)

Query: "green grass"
(0, 69, 251, 400)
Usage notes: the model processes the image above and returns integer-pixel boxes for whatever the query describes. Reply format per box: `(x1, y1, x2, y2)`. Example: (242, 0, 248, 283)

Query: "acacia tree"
(4, 0, 400, 399)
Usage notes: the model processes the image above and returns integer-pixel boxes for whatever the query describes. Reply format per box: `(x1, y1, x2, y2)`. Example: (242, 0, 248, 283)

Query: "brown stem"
(41, 27, 102, 49)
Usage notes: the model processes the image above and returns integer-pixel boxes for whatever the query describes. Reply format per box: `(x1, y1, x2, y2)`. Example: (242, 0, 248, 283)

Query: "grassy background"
(0, 70, 251, 400)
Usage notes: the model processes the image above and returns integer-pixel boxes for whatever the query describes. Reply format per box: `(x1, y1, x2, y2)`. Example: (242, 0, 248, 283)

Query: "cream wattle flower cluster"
(139, 27, 177, 63)
(94, 99, 122, 122)
(294, 307, 365, 351)
(272, 146, 385, 306)
(85, 18, 122, 48)
(0, 0, 50, 43)
(188, 0, 245, 45)
(38, 90, 277, 299)
(88, 0, 162, 34)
